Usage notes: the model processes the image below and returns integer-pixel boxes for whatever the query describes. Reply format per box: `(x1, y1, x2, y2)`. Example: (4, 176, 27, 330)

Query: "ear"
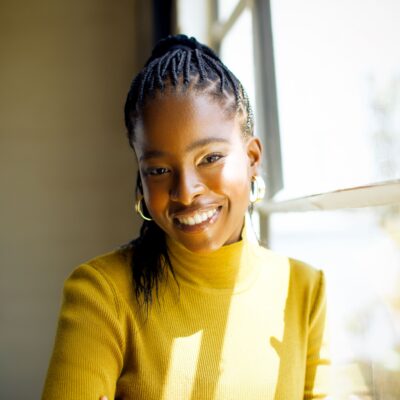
(245, 136, 263, 176)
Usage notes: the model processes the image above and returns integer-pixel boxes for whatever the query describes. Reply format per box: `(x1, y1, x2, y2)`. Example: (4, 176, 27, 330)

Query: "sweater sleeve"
(304, 270, 332, 399)
(42, 263, 125, 400)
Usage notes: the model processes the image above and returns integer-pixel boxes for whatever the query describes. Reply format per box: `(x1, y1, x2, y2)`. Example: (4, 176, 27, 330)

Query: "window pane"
(176, 0, 208, 43)
(270, 0, 400, 199)
(218, 0, 240, 22)
(220, 7, 257, 123)
(269, 206, 400, 397)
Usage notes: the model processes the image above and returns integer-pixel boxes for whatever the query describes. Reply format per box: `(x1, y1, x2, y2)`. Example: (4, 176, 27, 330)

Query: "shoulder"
(83, 245, 132, 274)
(67, 245, 135, 304)
(288, 256, 324, 290)
(255, 246, 326, 325)
(255, 244, 324, 297)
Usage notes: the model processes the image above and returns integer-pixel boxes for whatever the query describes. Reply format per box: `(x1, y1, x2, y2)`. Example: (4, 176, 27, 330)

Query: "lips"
(176, 208, 218, 225)
(173, 206, 222, 231)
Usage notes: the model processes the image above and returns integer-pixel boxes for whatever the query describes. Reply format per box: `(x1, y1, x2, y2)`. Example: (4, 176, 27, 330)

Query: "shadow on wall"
(0, 1, 153, 399)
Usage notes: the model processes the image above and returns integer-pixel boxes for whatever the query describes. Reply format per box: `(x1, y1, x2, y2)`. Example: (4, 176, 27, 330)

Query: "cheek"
(218, 155, 251, 199)
(142, 179, 170, 214)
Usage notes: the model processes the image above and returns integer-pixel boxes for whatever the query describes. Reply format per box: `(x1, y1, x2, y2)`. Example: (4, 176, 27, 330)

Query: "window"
(271, 0, 400, 199)
(268, 1, 400, 396)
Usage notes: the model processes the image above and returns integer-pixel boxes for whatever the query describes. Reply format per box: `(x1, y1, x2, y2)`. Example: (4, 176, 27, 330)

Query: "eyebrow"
(139, 137, 229, 161)
(186, 137, 229, 152)
(140, 150, 165, 162)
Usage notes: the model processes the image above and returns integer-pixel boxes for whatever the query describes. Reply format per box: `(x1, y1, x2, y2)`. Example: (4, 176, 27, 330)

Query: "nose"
(169, 169, 205, 205)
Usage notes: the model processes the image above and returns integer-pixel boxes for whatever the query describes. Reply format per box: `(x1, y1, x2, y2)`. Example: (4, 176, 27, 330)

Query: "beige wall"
(0, 1, 151, 398)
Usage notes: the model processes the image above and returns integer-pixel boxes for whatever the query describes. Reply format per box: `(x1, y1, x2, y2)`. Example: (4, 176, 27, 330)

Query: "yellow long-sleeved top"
(42, 225, 330, 399)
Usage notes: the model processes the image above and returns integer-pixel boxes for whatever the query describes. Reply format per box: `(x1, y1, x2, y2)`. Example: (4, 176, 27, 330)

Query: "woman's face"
(133, 92, 262, 253)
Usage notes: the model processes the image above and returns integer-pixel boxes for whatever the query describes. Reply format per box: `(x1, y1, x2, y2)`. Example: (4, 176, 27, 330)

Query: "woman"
(42, 34, 330, 399)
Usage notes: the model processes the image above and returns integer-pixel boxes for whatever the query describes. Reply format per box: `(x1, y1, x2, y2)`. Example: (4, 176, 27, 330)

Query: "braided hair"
(122, 34, 254, 306)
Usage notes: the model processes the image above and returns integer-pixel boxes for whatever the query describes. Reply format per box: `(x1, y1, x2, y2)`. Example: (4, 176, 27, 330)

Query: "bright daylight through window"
(270, 1, 400, 397)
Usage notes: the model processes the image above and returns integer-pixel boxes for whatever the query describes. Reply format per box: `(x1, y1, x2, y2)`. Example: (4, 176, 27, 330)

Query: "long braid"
(123, 34, 255, 305)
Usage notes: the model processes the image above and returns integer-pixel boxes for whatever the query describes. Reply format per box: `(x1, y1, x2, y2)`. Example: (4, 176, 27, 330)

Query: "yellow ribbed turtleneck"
(42, 222, 331, 399)
(165, 221, 259, 293)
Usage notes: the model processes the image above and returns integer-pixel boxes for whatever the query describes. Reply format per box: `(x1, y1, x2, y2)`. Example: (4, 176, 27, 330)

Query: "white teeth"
(194, 214, 202, 224)
(177, 208, 218, 226)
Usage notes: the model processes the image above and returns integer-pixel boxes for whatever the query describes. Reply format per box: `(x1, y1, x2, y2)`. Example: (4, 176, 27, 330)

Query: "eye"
(146, 167, 170, 176)
(200, 153, 225, 165)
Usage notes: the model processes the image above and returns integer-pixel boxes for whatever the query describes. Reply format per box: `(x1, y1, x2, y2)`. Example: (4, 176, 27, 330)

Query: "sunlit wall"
(0, 1, 151, 398)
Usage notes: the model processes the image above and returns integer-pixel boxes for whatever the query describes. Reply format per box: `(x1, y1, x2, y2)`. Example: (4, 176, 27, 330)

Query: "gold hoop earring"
(135, 196, 152, 221)
(249, 175, 266, 203)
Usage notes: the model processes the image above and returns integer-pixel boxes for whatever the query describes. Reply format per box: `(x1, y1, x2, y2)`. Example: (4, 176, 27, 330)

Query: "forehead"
(134, 92, 242, 155)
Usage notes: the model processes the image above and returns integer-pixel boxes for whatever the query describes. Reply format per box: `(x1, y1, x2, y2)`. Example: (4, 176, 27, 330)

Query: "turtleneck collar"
(165, 216, 260, 293)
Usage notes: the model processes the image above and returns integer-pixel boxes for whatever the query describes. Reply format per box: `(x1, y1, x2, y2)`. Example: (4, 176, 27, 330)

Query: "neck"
(165, 217, 260, 292)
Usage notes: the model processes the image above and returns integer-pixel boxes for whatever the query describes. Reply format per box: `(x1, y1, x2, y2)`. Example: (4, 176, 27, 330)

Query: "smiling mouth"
(173, 206, 222, 230)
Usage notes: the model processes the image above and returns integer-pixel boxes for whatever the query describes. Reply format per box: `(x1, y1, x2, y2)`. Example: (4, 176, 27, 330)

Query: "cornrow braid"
(122, 34, 255, 306)
(176, 50, 186, 75)
(194, 49, 207, 81)
(183, 49, 192, 85)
